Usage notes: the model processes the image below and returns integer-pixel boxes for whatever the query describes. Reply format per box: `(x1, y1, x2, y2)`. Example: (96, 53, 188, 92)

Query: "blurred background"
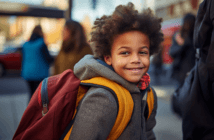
(0, 0, 203, 140)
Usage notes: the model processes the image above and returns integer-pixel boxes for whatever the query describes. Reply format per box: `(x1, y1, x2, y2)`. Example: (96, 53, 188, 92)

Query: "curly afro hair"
(90, 2, 164, 60)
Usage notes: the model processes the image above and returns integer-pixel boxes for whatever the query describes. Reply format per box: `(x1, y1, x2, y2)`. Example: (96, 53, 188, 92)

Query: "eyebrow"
(118, 46, 149, 50)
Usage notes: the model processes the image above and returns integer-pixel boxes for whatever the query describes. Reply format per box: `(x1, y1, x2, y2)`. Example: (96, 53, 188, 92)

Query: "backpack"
(13, 69, 155, 140)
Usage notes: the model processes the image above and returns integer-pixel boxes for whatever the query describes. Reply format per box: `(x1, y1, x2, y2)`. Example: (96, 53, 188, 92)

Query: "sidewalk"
(0, 77, 29, 140)
(0, 93, 29, 140)
(149, 64, 177, 100)
(149, 64, 182, 140)
(154, 97, 182, 140)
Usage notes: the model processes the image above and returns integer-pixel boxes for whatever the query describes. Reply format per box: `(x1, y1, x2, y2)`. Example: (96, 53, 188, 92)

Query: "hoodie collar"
(96, 59, 115, 71)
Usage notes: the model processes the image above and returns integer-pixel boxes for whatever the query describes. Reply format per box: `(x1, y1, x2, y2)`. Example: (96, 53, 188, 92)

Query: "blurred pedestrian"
(170, 13, 196, 117)
(21, 25, 54, 101)
(181, 0, 214, 139)
(54, 20, 92, 75)
(151, 47, 163, 81)
(169, 13, 196, 88)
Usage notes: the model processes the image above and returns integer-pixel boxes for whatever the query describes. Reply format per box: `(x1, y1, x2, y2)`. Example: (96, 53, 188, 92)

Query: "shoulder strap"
(63, 77, 156, 139)
(62, 85, 88, 140)
(63, 77, 134, 140)
(146, 87, 155, 120)
(82, 77, 134, 140)
(40, 78, 49, 117)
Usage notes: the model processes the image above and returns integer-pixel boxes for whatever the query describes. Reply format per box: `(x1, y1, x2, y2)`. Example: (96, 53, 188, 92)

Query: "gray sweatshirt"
(69, 54, 157, 140)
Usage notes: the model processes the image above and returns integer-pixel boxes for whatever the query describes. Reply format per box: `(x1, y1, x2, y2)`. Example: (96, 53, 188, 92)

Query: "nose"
(130, 53, 140, 64)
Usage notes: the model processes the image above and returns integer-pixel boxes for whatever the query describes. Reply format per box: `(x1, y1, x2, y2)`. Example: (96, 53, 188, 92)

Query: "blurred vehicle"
(0, 46, 22, 77)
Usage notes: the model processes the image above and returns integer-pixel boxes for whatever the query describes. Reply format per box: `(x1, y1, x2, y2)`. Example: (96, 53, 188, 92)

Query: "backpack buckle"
(42, 103, 48, 117)
(195, 48, 200, 59)
(143, 91, 148, 101)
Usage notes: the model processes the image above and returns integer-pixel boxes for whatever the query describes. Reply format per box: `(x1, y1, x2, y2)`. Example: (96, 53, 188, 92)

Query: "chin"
(127, 79, 141, 84)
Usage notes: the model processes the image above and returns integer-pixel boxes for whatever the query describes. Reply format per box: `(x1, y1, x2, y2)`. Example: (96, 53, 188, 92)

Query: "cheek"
(111, 57, 126, 71)
(142, 57, 150, 67)
(146, 58, 150, 65)
(113, 56, 127, 66)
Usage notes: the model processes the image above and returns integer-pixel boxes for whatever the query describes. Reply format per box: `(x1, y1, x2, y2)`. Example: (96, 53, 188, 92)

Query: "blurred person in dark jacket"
(54, 20, 92, 75)
(21, 25, 54, 101)
(169, 13, 196, 88)
(151, 48, 163, 82)
(182, 0, 214, 139)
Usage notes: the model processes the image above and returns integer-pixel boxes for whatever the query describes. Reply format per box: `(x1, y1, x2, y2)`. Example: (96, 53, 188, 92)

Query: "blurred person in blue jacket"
(21, 25, 54, 101)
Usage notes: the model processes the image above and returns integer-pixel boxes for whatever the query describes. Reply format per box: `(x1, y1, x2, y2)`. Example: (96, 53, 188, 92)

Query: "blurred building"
(71, 0, 148, 41)
(0, 0, 66, 53)
(0, 0, 203, 57)
(153, 0, 203, 64)
(71, 0, 203, 65)
(155, 0, 203, 20)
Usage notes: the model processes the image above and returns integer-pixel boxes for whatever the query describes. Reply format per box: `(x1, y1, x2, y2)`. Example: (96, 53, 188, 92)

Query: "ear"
(104, 55, 112, 66)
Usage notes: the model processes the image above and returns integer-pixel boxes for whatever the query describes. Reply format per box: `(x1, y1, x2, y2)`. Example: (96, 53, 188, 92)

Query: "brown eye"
(139, 51, 148, 55)
(120, 51, 129, 55)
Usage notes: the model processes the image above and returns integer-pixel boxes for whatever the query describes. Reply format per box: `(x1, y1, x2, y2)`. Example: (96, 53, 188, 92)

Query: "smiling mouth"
(126, 68, 143, 70)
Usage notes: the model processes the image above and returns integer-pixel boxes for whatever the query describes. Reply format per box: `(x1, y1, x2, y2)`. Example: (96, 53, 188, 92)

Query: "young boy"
(69, 2, 163, 140)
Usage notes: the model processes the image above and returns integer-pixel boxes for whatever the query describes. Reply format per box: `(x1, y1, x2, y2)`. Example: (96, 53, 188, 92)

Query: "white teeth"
(130, 69, 140, 70)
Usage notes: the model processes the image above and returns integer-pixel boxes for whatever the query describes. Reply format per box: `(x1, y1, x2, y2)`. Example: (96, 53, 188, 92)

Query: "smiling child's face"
(104, 31, 150, 83)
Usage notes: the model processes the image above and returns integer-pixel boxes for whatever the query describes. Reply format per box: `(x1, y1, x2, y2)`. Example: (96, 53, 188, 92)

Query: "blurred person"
(181, 0, 214, 139)
(21, 25, 54, 101)
(169, 13, 196, 88)
(54, 20, 92, 75)
(151, 47, 163, 82)
(170, 13, 196, 117)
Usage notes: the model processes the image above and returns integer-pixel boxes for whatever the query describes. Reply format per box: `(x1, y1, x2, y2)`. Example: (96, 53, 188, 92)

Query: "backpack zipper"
(41, 77, 49, 116)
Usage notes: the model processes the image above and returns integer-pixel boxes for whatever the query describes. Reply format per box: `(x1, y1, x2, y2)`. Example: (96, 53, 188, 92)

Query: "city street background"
(0, 64, 182, 140)
(0, 0, 204, 139)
